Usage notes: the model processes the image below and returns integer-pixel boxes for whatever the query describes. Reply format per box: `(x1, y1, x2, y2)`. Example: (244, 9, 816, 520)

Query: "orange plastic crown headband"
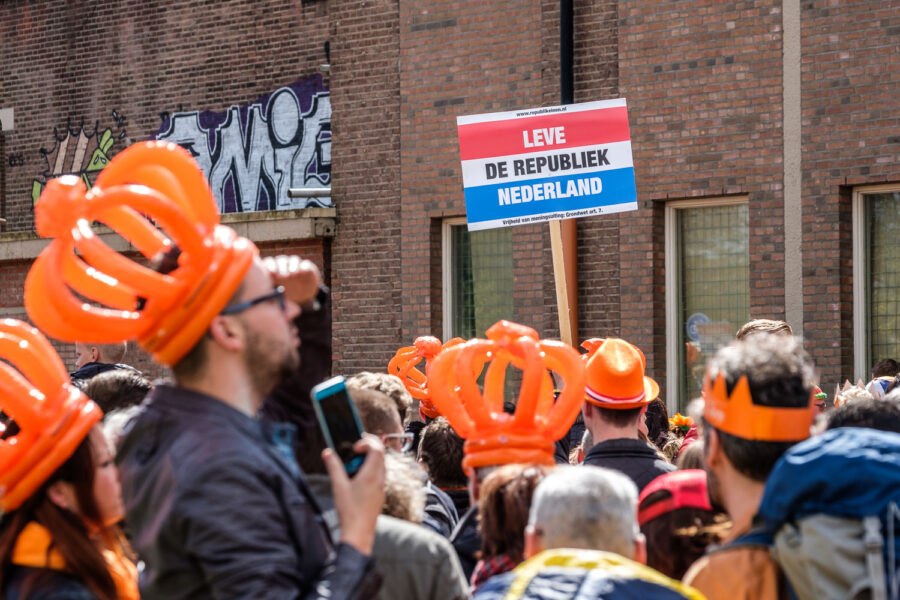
(428, 320, 585, 470)
(702, 373, 814, 442)
(0, 319, 101, 513)
(25, 142, 257, 366)
(388, 336, 465, 419)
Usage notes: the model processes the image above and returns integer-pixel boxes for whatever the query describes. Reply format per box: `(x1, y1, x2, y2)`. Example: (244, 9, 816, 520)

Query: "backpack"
(752, 427, 900, 600)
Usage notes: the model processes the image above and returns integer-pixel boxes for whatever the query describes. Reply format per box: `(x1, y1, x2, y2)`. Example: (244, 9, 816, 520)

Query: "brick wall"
(800, 2, 900, 384)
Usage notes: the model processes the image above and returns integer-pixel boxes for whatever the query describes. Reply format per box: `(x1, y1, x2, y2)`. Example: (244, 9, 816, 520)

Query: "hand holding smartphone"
(311, 376, 366, 475)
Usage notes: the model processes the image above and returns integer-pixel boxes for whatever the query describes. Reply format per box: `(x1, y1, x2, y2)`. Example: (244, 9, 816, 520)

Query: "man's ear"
(46, 481, 79, 514)
(207, 315, 246, 352)
(91, 346, 100, 363)
(633, 531, 647, 565)
(705, 427, 723, 469)
(524, 525, 541, 559)
(582, 401, 593, 421)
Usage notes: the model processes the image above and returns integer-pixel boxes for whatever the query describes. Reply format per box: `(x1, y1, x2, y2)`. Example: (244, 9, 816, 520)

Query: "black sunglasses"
(220, 286, 287, 315)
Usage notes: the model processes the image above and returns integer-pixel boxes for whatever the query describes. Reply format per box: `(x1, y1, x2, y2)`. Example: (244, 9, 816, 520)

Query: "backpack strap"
(863, 516, 888, 600)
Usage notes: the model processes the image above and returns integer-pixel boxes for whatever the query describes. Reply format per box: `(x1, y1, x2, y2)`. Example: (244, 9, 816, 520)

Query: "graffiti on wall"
(31, 111, 128, 206)
(153, 76, 331, 213)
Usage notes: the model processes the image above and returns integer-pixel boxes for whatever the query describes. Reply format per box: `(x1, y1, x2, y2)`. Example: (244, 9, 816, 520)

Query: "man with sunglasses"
(115, 252, 386, 600)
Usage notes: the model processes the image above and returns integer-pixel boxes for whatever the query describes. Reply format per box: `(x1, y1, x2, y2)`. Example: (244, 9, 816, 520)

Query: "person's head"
(478, 464, 552, 562)
(637, 470, 728, 579)
(702, 334, 815, 495)
(382, 452, 426, 523)
(582, 338, 658, 441)
(169, 256, 300, 398)
(825, 396, 900, 434)
(734, 319, 792, 341)
(525, 466, 644, 562)
(872, 358, 900, 379)
(644, 397, 670, 448)
(346, 372, 413, 425)
(73, 342, 128, 369)
(0, 425, 125, 600)
(418, 417, 468, 491)
(81, 369, 152, 414)
(676, 440, 705, 470)
(349, 386, 406, 451)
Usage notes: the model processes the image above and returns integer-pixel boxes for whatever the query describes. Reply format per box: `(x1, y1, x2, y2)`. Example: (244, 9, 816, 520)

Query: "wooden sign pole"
(549, 219, 576, 347)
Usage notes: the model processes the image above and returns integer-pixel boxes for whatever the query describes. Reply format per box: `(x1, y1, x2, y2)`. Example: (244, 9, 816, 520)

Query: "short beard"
(243, 327, 300, 399)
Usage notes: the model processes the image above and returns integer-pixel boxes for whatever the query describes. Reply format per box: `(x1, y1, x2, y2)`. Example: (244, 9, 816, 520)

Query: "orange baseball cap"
(702, 372, 814, 442)
(0, 320, 101, 513)
(428, 320, 585, 470)
(25, 141, 257, 366)
(582, 338, 659, 409)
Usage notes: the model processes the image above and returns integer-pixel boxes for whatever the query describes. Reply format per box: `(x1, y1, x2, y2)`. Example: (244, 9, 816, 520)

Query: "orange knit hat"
(428, 320, 585, 470)
(25, 141, 257, 366)
(388, 336, 465, 419)
(582, 338, 659, 409)
(0, 320, 101, 513)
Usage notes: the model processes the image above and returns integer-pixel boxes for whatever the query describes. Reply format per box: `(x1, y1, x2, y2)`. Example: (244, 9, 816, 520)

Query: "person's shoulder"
(683, 545, 780, 599)
(3, 566, 98, 600)
(374, 515, 456, 560)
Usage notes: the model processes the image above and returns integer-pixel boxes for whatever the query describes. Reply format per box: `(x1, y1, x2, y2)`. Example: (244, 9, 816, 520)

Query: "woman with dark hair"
(637, 470, 729, 580)
(0, 321, 137, 600)
(471, 464, 552, 592)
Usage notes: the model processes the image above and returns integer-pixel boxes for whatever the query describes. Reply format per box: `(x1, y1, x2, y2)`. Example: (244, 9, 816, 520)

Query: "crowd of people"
(1, 142, 899, 599)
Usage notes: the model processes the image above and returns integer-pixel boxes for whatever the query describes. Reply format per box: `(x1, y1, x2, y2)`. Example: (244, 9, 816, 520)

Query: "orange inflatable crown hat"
(0, 319, 102, 513)
(25, 142, 257, 366)
(582, 338, 659, 409)
(702, 372, 814, 442)
(388, 336, 465, 419)
(428, 320, 585, 470)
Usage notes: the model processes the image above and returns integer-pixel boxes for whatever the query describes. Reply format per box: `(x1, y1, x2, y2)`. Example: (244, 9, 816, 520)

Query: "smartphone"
(311, 376, 366, 476)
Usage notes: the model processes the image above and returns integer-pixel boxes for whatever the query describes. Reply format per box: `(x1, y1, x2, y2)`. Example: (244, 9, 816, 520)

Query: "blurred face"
(235, 261, 301, 396)
(74, 343, 94, 369)
(90, 427, 125, 527)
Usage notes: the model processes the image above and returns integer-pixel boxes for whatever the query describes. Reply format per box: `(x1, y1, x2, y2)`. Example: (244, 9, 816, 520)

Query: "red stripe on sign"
(457, 106, 631, 161)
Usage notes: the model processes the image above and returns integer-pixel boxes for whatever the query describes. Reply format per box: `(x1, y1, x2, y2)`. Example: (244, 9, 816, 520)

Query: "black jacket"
(116, 384, 380, 600)
(582, 437, 676, 491)
(3, 566, 96, 600)
(449, 506, 481, 580)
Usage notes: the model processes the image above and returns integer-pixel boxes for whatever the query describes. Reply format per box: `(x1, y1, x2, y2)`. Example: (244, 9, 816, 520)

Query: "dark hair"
(826, 397, 900, 434)
(478, 464, 551, 561)
(644, 398, 670, 448)
(593, 405, 643, 428)
(703, 334, 814, 482)
(735, 319, 792, 341)
(872, 358, 900, 379)
(639, 489, 728, 579)
(418, 417, 467, 489)
(349, 387, 401, 436)
(82, 370, 152, 413)
(0, 432, 122, 600)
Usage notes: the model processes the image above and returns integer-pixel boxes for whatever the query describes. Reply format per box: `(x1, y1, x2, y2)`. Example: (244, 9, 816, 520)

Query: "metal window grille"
(867, 192, 900, 366)
(676, 203, 750, 409)
(449, 225, 513, 339)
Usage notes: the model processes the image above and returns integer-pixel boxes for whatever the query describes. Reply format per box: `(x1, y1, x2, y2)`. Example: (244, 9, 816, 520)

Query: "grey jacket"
(116, 385, 381, 600)
(307, 474, 471, 600)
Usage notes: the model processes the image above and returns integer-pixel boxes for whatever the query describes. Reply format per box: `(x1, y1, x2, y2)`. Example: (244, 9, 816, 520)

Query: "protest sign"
(456, 99, 637, 231)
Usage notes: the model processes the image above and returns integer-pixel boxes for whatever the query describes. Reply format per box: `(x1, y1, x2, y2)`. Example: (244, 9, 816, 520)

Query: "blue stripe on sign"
(463, 168, 637, 225)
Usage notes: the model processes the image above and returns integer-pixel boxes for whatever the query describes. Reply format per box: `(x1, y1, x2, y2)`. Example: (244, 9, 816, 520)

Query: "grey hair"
(528, 466, 639, 556)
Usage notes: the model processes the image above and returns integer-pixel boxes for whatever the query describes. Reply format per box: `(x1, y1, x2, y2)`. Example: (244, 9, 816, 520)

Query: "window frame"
(852, 183, 900, 381)
(664, 196, 749, 414)
(441, 216, 468, 339)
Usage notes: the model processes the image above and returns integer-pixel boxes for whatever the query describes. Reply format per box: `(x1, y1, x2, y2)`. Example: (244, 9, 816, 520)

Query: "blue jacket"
(474, 549, 705, 600)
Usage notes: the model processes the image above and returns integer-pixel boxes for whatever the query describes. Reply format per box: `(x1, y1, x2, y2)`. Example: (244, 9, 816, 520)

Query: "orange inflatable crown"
(388, 336, 465, 419)
(25, 142, 257, 366)
(702, 372, 814, 442)
(428, 320, 585, 470)
(0, 319, 101, 513)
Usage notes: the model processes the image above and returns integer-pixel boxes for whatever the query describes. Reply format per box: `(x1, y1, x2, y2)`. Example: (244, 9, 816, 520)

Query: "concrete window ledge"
(0, 208, 337, 261)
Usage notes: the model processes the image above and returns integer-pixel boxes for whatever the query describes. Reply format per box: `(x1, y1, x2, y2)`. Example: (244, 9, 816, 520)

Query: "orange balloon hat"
(388, 336, 466, 419)
(25, 141, 257, 366)
(428, 320, 585, 470)
(0, 319, 101, 513)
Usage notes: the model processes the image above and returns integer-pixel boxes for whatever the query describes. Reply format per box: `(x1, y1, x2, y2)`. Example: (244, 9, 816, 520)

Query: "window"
(853, 186, 900, 380)
(665, 198, 750, 413)
(442, 218, 514, 339)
